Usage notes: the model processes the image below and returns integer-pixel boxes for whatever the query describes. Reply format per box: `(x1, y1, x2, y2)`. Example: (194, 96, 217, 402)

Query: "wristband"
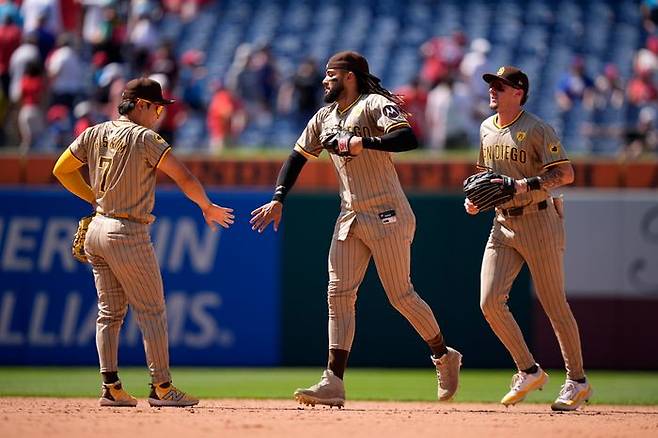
(526, 176, 542, 191)
(272, 185, 287, 203)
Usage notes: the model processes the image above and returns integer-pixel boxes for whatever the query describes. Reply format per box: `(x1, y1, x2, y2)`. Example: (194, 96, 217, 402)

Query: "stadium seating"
(160, 0, 642, 153)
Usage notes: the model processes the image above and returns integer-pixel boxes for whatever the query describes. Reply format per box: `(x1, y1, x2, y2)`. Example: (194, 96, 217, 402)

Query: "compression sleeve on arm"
(52, 148, 95, 204)
(361, 127, 418, 152)
(272, 150, 308, 203)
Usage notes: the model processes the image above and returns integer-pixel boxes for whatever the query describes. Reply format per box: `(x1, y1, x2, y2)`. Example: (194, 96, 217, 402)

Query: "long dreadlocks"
(355, 72, 410, 116)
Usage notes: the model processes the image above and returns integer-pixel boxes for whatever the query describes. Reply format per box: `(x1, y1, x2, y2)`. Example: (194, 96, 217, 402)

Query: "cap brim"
(482, 73, 514, 86)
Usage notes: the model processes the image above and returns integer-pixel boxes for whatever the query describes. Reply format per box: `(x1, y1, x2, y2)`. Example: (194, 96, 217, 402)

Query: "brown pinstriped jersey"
(295, 93, 414, 240)
(477, 110, 569, 209)
(69, 116, 170, 223)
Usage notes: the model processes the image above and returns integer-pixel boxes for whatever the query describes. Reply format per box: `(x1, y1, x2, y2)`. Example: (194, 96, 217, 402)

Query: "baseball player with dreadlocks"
(250, 51, 462, 408)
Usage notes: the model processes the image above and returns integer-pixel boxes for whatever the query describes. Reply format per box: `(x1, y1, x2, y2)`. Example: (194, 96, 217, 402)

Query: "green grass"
(0, 368, 657, 405)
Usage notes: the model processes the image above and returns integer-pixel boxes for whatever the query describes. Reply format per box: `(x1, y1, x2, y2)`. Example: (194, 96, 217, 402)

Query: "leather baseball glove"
(463, 171, 516, 212)
(322, 129, 355, 157)
(72, 214, 94, 263)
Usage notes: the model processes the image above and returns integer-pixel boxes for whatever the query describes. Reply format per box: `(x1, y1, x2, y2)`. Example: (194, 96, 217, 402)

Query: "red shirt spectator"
(20, 73, 44, 106)
(0, 16, 22, 86)
(628, 70, 658, 105)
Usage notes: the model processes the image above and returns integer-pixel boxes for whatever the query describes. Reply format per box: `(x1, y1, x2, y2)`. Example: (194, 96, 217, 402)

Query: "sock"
(102, 371, 119, 384)
(328, 349, 349, 380)
(427, 333, 448, 359)
(522, 364, 539, 374)
(574, 377, 587, 384)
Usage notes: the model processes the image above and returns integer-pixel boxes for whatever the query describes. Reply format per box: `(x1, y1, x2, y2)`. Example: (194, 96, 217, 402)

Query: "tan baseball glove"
(72, 214, 94, 263)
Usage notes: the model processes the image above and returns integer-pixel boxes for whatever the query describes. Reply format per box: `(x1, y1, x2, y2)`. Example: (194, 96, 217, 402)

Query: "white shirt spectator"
(46, 45, 85, 94)
(21, 0, 62, 34)
(129, 16, 160, 51)
(8, 42, 40, 103)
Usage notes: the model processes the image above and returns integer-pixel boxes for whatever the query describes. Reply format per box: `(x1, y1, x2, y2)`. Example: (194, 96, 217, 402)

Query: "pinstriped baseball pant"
(85, 215, 171, 384)
(480, 203, 585, 380)
(327, 220, 441, 351)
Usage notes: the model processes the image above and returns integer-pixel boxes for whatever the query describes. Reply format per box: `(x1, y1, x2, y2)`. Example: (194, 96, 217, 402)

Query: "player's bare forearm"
(539, 162, 574, 190)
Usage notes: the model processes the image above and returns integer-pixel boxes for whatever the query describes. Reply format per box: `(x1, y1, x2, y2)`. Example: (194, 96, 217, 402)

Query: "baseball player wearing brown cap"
(465, 66, 592, 411)
(251, 51, 462, 408)
(53, 78, 235, 407)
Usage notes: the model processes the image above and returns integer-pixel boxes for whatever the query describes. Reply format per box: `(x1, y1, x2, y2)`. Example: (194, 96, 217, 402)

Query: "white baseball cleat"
(551, 378, 593, 411)
(293, 369, 345, 408)
(501, 365, 549, 406)
(431, 347, 462, 401)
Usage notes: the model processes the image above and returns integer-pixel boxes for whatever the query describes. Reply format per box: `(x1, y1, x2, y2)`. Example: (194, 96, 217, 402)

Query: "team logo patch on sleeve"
(154, 134, 166, 144)
(382, 105, 402, 119)
(549, 142, 561, 154)
(516, 131, 526, 142)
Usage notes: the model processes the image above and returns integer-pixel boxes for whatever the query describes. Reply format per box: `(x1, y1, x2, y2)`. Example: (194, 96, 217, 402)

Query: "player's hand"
(250, 200, 283, 233)
(464, 197, 479, 215)
(348, 137, 364, 156)
(202, 203, 235, 230)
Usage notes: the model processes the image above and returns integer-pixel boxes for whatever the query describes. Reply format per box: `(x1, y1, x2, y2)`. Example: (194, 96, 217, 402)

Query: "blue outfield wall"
(0, 188, 280, 366)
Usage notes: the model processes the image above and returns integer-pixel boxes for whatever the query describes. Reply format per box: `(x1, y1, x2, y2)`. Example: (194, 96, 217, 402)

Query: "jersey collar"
(336, 94, 363, 116)
(494, 110, 524, 130)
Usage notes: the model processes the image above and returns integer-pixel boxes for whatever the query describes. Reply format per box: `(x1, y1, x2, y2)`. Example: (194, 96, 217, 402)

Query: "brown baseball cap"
(326, 51, 370, 76)
(121, 77, 175, 104)
(483, 65, 529, 96)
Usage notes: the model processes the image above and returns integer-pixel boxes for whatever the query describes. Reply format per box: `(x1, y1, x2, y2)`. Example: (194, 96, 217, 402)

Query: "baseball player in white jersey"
(464, 66, 592, 411)
(250, 51, 462, 408)
(52, 78, 234, 407)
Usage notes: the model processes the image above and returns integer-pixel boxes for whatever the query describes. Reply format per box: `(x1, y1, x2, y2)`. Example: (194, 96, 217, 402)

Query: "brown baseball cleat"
(99, 381, 138, 407)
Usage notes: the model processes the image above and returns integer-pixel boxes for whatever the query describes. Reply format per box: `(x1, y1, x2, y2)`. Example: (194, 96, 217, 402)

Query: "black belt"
(500, 200, 548, 217)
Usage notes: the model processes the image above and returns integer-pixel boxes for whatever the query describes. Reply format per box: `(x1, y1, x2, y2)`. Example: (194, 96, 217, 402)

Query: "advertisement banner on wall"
(0, 188, 280, 366)
(563, 189, 658, 298)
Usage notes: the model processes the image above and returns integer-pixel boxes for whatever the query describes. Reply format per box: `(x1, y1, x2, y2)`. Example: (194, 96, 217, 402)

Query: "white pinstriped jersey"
(69, 116, 171, 224)
(477, 110, 569, 209)
(295, 94, 414, 240)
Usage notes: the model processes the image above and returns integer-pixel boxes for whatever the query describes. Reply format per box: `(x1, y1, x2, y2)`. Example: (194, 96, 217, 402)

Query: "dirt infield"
(1, 398, 657, 438)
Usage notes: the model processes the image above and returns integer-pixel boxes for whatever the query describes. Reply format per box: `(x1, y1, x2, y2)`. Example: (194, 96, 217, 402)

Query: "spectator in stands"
(627, 64, 658, 109)
(73, 100, 97, 137)
(622, 106, 658, 159)
(460, 37, 493, 146)
(206, 79, 246, 154)
(555, 56, 595, 113)
(0, 13, 19, 144)
(0, 0, 22, 28)
(32, 11, 55, 61)
(420, 31, 468, 87)
(8, 31, 40, 104)
(641, 0, 658, 33)
(425, 76, 472, 151)
(128, 11, 161, 75)
(278, 57, 323, 133)
(46, 33, 85, 109)
(40, 103, 72, 150)
(394, 76, 429, 146)
(0, 13, 21, 105)
(17, 59, 44, 154)
(593, 63, 625, 111)
(83, 2, 124, 64)
(179, 49, 207, 111)
(236, 44, 279, 129)
(151, 41, 179, 88)
(21, 0, 61, 35)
